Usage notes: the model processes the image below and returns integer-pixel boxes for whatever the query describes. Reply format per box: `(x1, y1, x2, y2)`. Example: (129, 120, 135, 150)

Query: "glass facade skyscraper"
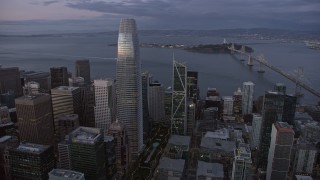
(116, 18, 143, 163)
(171, 60, 187, 135)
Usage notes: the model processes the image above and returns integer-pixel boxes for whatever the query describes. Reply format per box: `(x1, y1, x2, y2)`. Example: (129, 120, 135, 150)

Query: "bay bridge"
(228, 43, 320, 98)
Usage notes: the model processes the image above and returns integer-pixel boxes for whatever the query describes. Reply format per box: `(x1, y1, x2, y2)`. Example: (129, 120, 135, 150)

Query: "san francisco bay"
(0, 32, 319, 104)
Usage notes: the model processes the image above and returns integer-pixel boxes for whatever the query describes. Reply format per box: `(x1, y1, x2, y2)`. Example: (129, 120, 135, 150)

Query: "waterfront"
(0, 33, 319, 104)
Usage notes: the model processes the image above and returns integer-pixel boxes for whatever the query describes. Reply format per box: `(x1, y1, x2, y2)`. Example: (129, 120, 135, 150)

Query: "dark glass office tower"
(50, 67, 69, 88)
(9, 143, 55, 180)
(75, 60, 91, 85)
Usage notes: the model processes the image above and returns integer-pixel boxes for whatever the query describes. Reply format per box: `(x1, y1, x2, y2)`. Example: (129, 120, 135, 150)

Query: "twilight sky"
(0, 0, 319, 34)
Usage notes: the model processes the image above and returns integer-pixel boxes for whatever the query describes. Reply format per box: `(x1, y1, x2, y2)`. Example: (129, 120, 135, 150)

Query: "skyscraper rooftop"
(69, 127, 102, 145)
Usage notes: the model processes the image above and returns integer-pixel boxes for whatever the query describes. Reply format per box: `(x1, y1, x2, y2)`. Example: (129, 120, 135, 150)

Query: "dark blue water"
(0, 34, 319, 105)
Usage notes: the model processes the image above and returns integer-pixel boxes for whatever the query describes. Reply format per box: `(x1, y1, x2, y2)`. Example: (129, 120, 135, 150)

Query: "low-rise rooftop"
(49, 169, 84, 180)
(204, 128, 229, 140)
(168, 135, 190, 147)
(158, 157, 185, 172)
(197, 161, 224, 178)
(200, 137, 236, 152)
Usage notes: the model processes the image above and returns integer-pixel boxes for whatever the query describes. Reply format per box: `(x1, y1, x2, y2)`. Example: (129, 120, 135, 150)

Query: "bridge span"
(228, 44, 320, 98)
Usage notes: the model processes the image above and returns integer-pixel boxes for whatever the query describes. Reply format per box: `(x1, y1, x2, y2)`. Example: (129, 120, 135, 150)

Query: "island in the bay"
(109, 43, 254, 54)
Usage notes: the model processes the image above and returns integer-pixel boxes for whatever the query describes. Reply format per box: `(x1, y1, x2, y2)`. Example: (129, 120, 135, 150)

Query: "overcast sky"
(0, 0, 319, 34)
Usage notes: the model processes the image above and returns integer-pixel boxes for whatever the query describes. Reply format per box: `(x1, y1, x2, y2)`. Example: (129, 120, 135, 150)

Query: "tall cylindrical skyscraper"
(116, 18, 143, 163)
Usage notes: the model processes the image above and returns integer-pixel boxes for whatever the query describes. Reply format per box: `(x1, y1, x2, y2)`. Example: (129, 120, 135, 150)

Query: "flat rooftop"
(158, 157, 185, 172)
(197, 161, 224, 178)
(49, 169, 84, 179)
(200, 137, 236, 152)
(70, 127, 102, 145)
(168, 135, 191, 146)
(204, 128, 229, 140)
(16, 142, 50, 154)
(52, 86, 79, 92)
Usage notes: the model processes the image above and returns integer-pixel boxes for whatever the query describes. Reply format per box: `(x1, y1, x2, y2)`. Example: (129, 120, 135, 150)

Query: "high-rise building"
(233, 88, 242, 115)
(75, 60, 91, 85)
(56, 114, 79, 142)
(9, 143, 55, 180)
(104, 136, 116, 179)
(251, 113, 262, 148)
(68, 127, 106, 180)
(142, 72, 151, 144)
(0, 66, 22, 97)
(116, 18, 143, 162)
(258, 90, 285, 170)
(108, 120, 129, 179)
(0, 91, 15, 109)
(231, 143, 252, 180)
(186, 100, 195, 136)
(58, 140, 71, 170)
(148, 81, 165, 124)
(293, 138, 318, 176)
(187, 71, 199, 102)
(171, 60, 187, 135)
(21, 70, 51, 92)
(266, 122, 294, 180)
(50, 67, 69, 88)
(242, 81, 254, 115)
(94, 79, 115, 132)
(51, 86, 82, 134)
(15, 94, 54, 145)
(222, 96, 234, 116)
(0, 136, 18, 180)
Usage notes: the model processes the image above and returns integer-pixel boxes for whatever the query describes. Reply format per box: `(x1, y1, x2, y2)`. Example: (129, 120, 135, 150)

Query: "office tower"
(197, 161, 224, 179)
(9, 143, 55, 180)
(186, 100, 195, 136)
(50, 67, 69, 88)
(75, 60, 91, 85)
(15, 94, 54, 145)
(303, 122, 320, 143)
(0, 136, 19, 180)
(116, 18, 143, 162)
(67, 127, 106, 180)
(283, 94, 297, 125)
(142, 72, 151, 144)
(51, 86, 82, 134)
(1, 91, 15, 109)
(257, 90, 285, 170)
(222, 96, 234, 116)
(251, 113, 262, 148)
(293, 138, 318, 176)
(49, 169, 85, 180)
(187, 71, 199, 102)
(108, 120, 129, 179)
(0, 66, 22, 97)
(83, 84, 96, 128)
(164, 88, 172, 121)
(266, 122, 294, 180)
(148, 81, 165, 124)
(94, 79, 115, 132)
(233, 88, 242, 115)
(21, 70, 51, 92)
(273, 83, 297, 125)
(171, 60, 187, 135)
(58, 140, 71, 170)
(104, 136, 116, 179)
(231, 143, 253, 180)
(56, 114, 79, 142)
(242, 81, 254, 115)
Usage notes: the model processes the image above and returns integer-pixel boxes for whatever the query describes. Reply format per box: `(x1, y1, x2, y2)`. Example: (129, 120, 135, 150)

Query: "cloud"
(43, 0, 60, 6)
